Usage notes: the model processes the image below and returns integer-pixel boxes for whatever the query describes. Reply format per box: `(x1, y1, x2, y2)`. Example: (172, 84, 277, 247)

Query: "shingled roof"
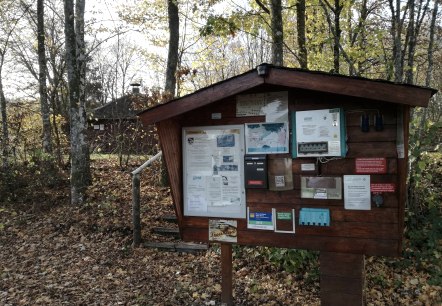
(92, 95, 139, 120)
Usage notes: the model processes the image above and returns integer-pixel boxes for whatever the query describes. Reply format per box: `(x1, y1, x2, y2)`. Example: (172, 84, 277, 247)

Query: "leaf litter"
(0, 158, 440, 305)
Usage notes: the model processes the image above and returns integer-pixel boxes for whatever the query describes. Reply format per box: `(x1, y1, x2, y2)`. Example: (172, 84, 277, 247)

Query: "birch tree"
(64, 0, 90, 205)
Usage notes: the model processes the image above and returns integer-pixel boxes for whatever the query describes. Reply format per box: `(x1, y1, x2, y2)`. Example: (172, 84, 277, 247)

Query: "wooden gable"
(139, 65, 436, 125)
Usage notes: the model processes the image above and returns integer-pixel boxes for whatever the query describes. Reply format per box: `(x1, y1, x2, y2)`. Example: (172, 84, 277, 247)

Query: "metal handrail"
(132, 151, 162, 247)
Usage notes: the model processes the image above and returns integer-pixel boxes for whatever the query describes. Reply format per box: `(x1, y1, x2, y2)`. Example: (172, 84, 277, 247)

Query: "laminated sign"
(183, 125, 246, 218)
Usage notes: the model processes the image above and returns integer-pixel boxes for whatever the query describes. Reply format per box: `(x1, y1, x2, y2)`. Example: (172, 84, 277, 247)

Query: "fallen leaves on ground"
(0, 157, 441, 305)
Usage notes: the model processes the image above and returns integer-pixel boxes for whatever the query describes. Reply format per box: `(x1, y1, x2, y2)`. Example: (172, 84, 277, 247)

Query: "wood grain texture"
(299, 158, 398, 175)
(293, 95, 398, 112)
(320, 292, 363, 306)
(221, 244, 233, 306)
(181, 228, 399, 256)
(246, 189, 398, 208)
(346, 142, 397, 157)
(320, 252, 364, 306)
(157, 119, 183, 232)
(320, 252, 365, 278)
(140, 71, 264, 125)
(346, 125, 397, 142)
(345, 109, 397, 126)
(266, 68, 434, 107)
(397, 106, 410, 254)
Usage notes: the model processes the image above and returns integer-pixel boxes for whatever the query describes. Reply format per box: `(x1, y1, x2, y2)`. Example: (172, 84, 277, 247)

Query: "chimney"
(130, 82, 141, 94)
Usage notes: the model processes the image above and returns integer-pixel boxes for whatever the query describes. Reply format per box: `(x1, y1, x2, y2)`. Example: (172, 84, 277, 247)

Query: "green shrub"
(405, 152, 442, 285)
(264, 247, 319, 276)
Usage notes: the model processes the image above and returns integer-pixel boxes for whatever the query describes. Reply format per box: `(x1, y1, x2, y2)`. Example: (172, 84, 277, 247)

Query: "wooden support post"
(132, 173, 141, 247)
(221, 244, 233, 306)
(320, 252, 365, 306)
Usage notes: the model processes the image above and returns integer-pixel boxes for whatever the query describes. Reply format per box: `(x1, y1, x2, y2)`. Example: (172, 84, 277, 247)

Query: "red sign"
(371, 183, 396, 193)
(248, 180, 264, 186)
(355, 158, 387, 174)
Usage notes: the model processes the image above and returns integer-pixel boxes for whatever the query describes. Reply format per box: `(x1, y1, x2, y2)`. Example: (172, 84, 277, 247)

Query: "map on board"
(245, 122, 289, 154)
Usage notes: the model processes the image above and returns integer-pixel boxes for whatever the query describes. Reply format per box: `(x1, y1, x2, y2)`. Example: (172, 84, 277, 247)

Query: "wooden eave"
(266, 68, 437, 107)
(138, 66, 437, 125)
(139, 70, 264, 126)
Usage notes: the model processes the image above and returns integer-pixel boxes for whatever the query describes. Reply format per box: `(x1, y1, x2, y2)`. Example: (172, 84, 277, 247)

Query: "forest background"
(0, 0, 441, 304)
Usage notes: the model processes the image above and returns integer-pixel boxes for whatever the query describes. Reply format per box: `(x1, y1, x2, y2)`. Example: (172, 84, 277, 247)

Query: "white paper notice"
(187, 175, 207, 212)
(207, 176, 223, 206)
(183, 125, 246, 218)
(344, 175, 371, 210)
(301, 163, 316, 171)
(221, 175, 241, 206)
(236, 92, 288, 122)
(188, 194, 207, 212)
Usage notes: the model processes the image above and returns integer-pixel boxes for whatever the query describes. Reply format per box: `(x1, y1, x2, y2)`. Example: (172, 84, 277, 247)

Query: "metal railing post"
(131, 151, 162, 247)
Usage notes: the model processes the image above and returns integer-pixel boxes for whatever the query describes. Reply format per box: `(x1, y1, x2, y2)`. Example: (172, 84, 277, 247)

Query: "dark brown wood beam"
(157, 119, 184, 230)
(266, 68, 435, 107)
(320, 252, 365, 306)
(221, 244, 233, 305)
(140, 71, 265, 125)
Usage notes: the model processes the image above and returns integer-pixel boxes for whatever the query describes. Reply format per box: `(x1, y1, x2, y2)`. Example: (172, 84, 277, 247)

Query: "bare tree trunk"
(405, 0, 430, 84)
(333, 0, 342, 73)
(405, 0, 416, 84)
(320, 0, 343, 73)
(0, 70, 8, 169)
(296, 0, 307, 69)
(356, 0, 368, 76)
(270, 0, 283, 66)
(162, 0, 180, 186)
(389, 0, 405, 82)
(75, 0, 91, 185)
(37, 0, 53, 154)
(425, 0, 438, 88)
(165, 0, 179, 97)
(64, 0, 90, 205)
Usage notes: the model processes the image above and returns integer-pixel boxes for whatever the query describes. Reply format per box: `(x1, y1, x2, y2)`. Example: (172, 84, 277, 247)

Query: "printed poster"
(344, 175, 371, 210)
(236, 91, 288, 122)
(247, 208, 274, 230)
(245, 122, 289, 154)
(183, 125, 246, 218)
(209, 219, 237, 243)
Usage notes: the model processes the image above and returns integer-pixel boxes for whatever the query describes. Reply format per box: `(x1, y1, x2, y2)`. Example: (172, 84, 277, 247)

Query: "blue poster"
(247, 210, 274, 230)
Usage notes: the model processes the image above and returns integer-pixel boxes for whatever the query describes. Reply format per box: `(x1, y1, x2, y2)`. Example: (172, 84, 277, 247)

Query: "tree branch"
(255, 0, 270, 14)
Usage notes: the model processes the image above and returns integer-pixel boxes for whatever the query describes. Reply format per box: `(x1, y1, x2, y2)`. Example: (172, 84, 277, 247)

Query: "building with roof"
(89, 90, 157, 155)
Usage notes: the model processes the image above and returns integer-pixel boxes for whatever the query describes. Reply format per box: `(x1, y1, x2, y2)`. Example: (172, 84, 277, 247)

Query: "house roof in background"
(138, 64, 437, 125)
(91, 95, 138, 120)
